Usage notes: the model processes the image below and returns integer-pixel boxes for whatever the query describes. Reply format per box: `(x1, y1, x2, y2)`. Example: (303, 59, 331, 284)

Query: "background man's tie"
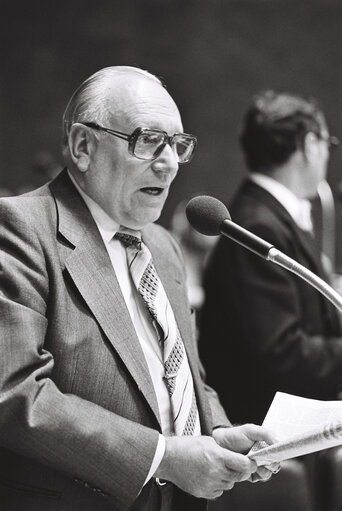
(115, 230, 200, 436)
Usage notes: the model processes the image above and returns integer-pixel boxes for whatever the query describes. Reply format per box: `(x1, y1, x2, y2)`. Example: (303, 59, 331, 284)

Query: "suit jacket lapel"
(49, 170, 161, 426)
(244, 180, 324, 276)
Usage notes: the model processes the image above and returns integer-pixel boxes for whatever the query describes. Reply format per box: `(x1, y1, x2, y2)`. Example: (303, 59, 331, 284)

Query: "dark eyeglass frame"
(81, 122, 197, 163)
(317, 134, 340, 149)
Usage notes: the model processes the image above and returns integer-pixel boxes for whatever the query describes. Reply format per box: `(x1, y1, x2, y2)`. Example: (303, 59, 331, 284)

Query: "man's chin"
(126, 208, 163, 230)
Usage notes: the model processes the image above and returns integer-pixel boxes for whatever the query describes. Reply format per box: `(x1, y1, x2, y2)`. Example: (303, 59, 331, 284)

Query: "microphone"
(185, 195, 273, 259)
(186, 195, 342, 313)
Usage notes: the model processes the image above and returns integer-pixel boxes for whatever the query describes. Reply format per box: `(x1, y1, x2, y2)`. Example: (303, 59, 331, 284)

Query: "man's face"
(84, 77, 183, 230)
(301, 124, 331, 199)
(309, 129, 330, 192)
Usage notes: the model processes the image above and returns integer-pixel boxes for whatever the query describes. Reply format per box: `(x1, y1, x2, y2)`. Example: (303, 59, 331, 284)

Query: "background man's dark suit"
(199, 179, 342, 425)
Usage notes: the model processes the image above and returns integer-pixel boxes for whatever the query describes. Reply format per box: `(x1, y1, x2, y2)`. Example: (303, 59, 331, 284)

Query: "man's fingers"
(267, 462, 281, 473)
(242, 424, 279, 445)
(221, 469, 252, 484)
(210, 481, 235, 499)
(250, 463, 281, 483)
(207, 480, 236, 500)
(224, 482, 235, 491)
(210, 489, 224, 499)
(223, 449, 257, 473)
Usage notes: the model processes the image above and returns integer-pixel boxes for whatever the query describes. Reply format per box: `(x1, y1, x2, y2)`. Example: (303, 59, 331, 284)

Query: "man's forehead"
(105, 74, 182, 128)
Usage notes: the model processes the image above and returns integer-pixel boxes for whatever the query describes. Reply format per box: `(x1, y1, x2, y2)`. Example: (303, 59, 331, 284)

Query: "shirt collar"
(249, 172, 312, 231)
(67, 169, 120, 243)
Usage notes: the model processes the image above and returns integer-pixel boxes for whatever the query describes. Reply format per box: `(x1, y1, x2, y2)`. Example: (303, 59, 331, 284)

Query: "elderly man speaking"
(0, 66, 277, 511)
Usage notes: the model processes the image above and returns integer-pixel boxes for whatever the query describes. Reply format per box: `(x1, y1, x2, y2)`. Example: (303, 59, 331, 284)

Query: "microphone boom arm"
(267, 248, 342, 313)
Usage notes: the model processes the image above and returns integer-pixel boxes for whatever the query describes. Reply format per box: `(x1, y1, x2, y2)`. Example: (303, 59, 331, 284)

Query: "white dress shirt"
(68, 172, 168, 484)
(249, 172, 313, 232)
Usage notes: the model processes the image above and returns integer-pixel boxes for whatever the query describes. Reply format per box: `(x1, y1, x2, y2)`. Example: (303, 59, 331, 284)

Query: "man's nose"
(151, 143, 179, 174)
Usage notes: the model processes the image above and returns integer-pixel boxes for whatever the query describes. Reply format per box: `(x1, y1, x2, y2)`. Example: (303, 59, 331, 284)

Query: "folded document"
(248, 392, 342, 465)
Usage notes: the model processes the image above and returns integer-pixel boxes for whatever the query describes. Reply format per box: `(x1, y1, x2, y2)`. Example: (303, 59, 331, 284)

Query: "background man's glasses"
(81, 122, 197, 163)
(318, 134, 340, 149)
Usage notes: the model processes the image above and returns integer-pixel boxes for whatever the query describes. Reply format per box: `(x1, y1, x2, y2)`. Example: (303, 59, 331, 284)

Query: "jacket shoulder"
(0, 188, 57, 238)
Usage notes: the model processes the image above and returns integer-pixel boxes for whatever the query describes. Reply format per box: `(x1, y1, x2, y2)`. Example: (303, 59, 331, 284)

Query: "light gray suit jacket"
(0, 169, 229, 511)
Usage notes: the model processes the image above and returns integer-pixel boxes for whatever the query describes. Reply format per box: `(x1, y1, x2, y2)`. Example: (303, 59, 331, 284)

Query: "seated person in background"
(198, 90, 342, 426)
(0, 66, 278, 511)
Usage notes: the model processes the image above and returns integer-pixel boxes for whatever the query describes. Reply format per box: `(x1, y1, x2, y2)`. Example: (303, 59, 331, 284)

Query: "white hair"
(61, 66, 163, 157)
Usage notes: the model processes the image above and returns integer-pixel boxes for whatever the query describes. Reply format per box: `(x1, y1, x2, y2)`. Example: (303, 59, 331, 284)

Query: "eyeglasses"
(81, 122, 197, 163)
(318, 134, 340, 149)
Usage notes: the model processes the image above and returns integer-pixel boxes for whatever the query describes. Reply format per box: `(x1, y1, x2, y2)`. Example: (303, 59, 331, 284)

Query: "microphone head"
(186, 195, 230, 236)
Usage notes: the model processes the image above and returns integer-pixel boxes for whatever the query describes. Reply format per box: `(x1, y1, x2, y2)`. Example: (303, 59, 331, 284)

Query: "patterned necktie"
(115, 230, 200, 436)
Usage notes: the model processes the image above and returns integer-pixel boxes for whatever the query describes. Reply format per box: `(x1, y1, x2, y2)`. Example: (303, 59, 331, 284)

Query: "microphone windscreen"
(186, 195, 230, 236)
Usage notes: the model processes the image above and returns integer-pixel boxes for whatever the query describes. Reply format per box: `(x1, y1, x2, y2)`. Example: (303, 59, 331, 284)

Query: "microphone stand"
(267, 248, 342, 313)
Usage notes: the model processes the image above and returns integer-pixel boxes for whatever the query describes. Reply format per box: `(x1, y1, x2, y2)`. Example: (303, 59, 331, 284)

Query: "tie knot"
(115, 231, 142, 250)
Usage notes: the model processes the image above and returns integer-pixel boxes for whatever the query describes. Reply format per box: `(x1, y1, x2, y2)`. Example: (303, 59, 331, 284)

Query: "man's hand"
(212, 423, 277, 452)
(212, 424, 281, 483)
(154, 435, 259, 500)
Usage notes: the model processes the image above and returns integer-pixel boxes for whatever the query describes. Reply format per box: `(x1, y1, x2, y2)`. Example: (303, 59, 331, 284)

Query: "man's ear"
(303, 132, 318, 164)
(67, 123, 94, 173)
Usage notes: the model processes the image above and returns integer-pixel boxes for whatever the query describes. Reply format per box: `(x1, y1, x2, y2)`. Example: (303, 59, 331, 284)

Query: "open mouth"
(140, 187, 164, 196)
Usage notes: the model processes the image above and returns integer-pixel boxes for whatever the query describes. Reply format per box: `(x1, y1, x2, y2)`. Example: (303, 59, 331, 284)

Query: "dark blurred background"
(0, 0, 341, 250)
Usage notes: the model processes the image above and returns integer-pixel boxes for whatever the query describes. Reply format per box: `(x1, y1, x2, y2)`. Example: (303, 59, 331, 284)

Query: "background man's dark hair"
(239, 90, 327, 172)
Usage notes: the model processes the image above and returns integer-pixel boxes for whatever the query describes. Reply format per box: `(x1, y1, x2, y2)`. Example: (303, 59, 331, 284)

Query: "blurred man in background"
(199, 89, 342, 426)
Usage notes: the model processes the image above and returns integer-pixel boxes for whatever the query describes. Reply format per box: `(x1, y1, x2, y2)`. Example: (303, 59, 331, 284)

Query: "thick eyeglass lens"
(134, 129, 196, 162)
(134, 130, 166, 159)
(172, 135, 196, 163)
